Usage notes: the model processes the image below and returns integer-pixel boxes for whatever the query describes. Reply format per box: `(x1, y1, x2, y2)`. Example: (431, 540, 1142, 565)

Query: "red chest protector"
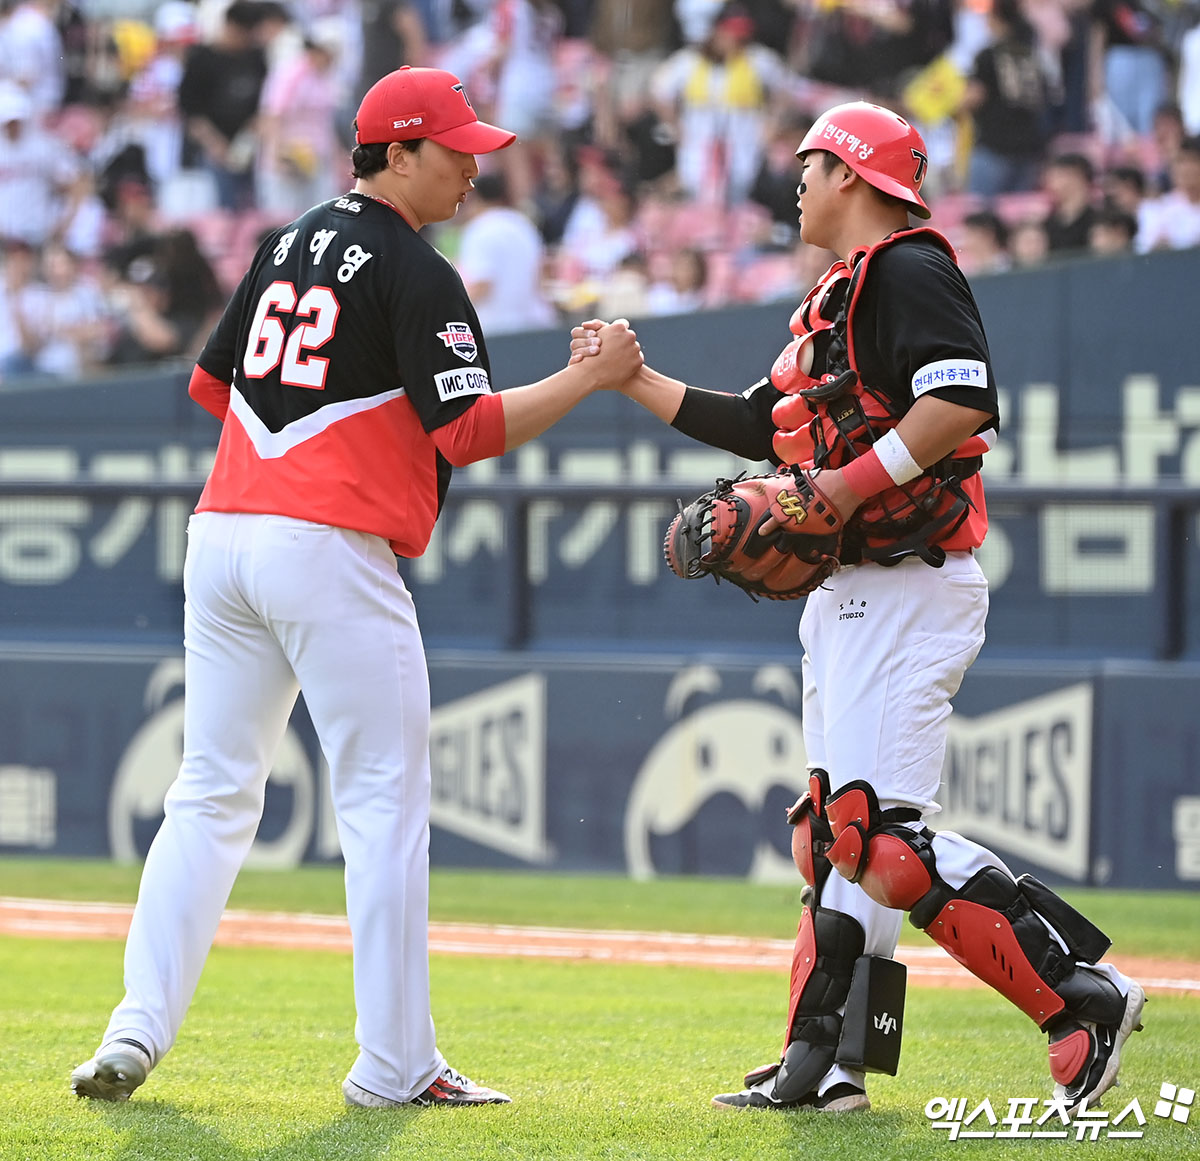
(769, 228, 983, 567)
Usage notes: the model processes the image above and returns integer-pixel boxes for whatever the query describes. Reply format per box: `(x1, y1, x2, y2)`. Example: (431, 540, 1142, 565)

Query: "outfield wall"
(1, 249, 1199, 888)
(1, 646, 1198, 889)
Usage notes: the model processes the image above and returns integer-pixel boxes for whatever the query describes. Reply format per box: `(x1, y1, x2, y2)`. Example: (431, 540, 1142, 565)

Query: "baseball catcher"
(573, 97, 1144, 1118)
(664, 468, 844, 600)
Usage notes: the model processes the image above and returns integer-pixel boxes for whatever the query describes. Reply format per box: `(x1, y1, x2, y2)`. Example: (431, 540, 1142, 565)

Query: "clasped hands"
(569, 318, 644, 392)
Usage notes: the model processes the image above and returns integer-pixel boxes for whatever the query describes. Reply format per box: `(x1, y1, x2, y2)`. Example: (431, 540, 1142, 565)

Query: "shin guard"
(913, 868, 1125, 1032)
(770, 904, 864, 1102)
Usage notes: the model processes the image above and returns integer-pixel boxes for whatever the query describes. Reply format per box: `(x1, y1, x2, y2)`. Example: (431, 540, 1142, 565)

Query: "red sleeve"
(188, 364, 231, 421)
(430, 391, 506, 466)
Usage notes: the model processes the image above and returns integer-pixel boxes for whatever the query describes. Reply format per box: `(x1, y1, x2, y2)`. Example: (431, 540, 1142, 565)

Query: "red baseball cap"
(354, 66, 516, 153)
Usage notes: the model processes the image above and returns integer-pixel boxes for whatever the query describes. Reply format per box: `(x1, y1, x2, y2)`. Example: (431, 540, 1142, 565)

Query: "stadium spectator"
(485, 0, 563, 209)
(559, 151, 640, 279)
(101, 174, 161, 276)
(1050, 0, 1095, 136)
(258, 18, 348, 216)
(531, 137, 580, 245)
(59, 167, 107, 260)
(1180, 10, 1200, 135)
(6, 0, 1200, 371)
(958, 207, 1012, 275)
(749, 113, 807, 245)
(455, 171, 557, 334)
(1090, 0, 1169, 139)
(0, 80, 83, 248)
(1102, 162, 1153, 239)
(596, 250, 652, 318)
(0, 0, 66, 120)
(30, 242, 109, 377)
(1104, 162, 1148, 215)
(797, 0, 954, 98)
(651, 3, 792, 203)
(177, 0, 270, 211)
(1089, 203, 1138, 254)
(619, 98, 680, 187)
(645, 245, 707, 314)
(105, 228, 224, 366)
(1147, 101, 1186, 192)
(1009, 216, 1051, 266)
(736, 0, 799, 56)
(1040, 152, 1098, 252)
(358, 2, 430, 106)
(0, 239, 47, 379)
(124, 1, 199, 192)
(963, 0, 1057, 198)
(675, 0, 729, 46)
(1136, 135, 1200, 251)
(590, 0, 678, 141)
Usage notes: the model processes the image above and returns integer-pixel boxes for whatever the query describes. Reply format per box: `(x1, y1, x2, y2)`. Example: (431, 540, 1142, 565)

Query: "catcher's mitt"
(663, 469, 845, 600)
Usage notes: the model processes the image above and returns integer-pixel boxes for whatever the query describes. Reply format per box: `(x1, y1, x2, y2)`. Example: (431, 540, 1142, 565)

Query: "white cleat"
(344, 1063, 511, 1108)
(71, 1040, 153, 1102)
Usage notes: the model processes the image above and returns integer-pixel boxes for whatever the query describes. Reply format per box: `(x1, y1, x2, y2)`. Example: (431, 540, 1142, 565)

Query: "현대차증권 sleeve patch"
(911, 359, 987, 398)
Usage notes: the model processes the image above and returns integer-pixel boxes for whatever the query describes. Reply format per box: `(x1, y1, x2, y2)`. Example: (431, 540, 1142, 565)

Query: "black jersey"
(195, 193, 495, 556)
(672, 231, 999, 459)
(844, 231, 999, 423)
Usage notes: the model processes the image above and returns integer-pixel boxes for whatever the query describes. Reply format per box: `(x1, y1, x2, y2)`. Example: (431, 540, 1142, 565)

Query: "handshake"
(566, 317, 646, 393)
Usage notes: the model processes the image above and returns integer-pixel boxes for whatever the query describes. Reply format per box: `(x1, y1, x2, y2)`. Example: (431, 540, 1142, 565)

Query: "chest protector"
(769, 228, 980, 567)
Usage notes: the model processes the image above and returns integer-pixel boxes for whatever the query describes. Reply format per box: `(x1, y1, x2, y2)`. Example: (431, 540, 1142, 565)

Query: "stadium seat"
(994, 190, 1053, 225)
(668, 202, 727, 251)
(734, 253, 797, 303)
(177, 209, 235, 260)
(701, 250, 737, 306)
(928, 192, 983, 231)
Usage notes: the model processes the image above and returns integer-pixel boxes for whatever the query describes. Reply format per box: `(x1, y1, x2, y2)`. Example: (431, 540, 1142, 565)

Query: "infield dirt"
(2, 895, 1197, 995)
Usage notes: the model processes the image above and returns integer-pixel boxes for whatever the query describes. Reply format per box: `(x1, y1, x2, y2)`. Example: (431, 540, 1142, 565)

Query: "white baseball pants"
(100, 511, 444, 1101)
(796, 552, 1130, 1096)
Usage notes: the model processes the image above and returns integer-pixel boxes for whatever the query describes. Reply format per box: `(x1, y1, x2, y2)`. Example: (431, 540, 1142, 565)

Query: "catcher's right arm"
(663, 468, 845, 600)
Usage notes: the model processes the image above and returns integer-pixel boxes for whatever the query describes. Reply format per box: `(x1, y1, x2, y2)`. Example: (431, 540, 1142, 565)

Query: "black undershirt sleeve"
(670, 379, 782, 463)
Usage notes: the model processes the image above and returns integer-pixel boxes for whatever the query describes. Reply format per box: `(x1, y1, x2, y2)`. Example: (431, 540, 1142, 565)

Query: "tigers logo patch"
(436, 321, 478, 363)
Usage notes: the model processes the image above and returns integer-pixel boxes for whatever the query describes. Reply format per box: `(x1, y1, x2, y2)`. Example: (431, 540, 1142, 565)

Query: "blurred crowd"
(2, 0, 1200, 384)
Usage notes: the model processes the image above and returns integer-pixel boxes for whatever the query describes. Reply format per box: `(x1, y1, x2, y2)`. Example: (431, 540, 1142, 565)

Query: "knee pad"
(821, 777, 933, 910)
(787, 781, 833, 891)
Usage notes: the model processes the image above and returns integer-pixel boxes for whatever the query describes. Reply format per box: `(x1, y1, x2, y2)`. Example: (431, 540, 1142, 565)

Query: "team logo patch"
(437, 321, 478, 363)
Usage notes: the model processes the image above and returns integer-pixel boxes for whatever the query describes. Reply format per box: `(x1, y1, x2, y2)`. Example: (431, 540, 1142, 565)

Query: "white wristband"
(874, 428, 922, 485)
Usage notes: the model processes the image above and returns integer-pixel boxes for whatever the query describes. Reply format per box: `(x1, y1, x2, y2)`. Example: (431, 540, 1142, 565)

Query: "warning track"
(2, 896, 1197, 995)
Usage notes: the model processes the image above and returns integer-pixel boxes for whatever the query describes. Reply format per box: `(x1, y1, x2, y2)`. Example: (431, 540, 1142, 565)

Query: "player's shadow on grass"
(97, 1098, 425, 1161)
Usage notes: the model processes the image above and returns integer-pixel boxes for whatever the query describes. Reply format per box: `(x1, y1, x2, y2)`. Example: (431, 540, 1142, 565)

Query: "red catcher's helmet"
(797, 102, 931, 219)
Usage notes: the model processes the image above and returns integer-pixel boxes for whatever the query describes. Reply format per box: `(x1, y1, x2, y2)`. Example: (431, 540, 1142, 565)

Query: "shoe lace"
(441, 1064, 474, 1089)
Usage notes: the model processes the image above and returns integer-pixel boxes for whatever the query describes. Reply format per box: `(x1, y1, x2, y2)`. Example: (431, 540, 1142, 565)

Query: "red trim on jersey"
(839, 228, 993, 550)
(196, 392, 444, 557)
(188, 365, 232, 421)
(431, 392, 505, 465)
(943, 473, 987, 551)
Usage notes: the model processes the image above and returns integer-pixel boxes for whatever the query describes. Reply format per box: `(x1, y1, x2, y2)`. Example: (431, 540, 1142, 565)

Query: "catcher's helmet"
(797, 102, 931, 219)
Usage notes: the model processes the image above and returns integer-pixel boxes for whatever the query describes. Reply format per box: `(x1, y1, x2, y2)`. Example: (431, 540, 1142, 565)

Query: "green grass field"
(1, 859, 1196, 1160)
